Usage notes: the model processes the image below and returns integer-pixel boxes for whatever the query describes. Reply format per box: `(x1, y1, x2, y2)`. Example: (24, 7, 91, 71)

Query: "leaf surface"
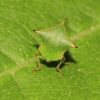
(0, 0, 100, 100)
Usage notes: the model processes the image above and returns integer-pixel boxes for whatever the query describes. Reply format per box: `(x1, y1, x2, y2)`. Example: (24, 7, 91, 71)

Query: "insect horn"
(33, 30, 37, 32)
(33, 30, 41, 33)
(71, 43, 78, 48)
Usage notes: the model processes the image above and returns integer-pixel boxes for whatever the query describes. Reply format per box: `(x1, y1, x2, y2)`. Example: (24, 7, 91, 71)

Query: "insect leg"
(33, 51, 42, 72)
(56, 57, 65, 75)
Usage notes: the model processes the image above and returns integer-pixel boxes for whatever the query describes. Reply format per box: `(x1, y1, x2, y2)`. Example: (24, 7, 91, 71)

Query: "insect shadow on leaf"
(33, 50, 77, 75)
(40, 50, 77, 69)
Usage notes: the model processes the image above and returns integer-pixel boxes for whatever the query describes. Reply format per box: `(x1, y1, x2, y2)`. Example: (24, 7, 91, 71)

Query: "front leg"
(33, 51, 42, 72)
(56, 57, 65, 75)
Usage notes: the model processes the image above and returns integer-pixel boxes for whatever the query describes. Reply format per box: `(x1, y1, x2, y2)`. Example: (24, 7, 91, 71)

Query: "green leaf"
(0, 0, 100, 100)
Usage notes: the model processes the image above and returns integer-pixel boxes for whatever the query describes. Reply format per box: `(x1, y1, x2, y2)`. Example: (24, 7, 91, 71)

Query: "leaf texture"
(0, 0, 100, 100)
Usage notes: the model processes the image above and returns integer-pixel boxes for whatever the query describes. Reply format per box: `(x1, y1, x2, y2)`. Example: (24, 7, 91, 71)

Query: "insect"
(33, 18, 78, 74)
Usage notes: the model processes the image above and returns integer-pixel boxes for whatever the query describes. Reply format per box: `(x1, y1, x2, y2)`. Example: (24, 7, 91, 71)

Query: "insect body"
(33, 18, 77, 74)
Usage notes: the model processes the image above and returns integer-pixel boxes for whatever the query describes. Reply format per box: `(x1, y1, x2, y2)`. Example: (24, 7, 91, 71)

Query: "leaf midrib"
(0, 58, 35, 78)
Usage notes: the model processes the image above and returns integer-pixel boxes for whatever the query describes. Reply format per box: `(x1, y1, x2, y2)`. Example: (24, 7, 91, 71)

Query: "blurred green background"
(0, 0, 100, 100)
